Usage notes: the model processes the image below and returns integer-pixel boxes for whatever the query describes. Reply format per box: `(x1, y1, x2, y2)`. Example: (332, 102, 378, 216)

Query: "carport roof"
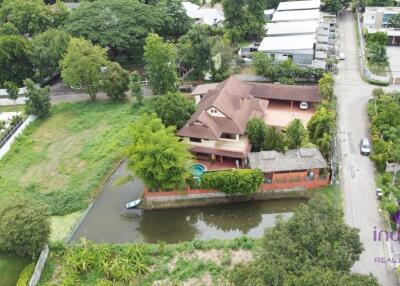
(248, 82, 321, 103)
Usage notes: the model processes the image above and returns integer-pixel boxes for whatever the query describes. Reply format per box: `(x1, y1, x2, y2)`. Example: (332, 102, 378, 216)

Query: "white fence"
(357, 13, 390, 85)
(29, 245, 49, 286)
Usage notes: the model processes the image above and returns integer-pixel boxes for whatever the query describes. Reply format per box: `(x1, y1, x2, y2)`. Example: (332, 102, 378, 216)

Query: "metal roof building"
(277, 0, 321, 11)
(258, 34, 316, 53)
(271, 9, 320, 22)
(266, 21, 319, 36)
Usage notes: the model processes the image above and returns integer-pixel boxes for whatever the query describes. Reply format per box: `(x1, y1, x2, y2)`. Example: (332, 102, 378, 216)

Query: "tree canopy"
(157, 0, 191, 41)
(0, 0, 69, 35)
(230, 196, 375, 286)
(285, 119, 307, 149)
(144, 33, 178, 95)
(31, 28, 70, 81)
(0, 35, 33, 87)
(61, 37, 109, 101)
(101, 62, 130, 100)
(0, 195, 50, 257)
(63, 0, 163, 56)
(126, 113, 191, 191)
(24, 79, 51, 118)
(246, 118, 268, 152)
(154, 92, 196, 129)
(177, 25, 214, 80)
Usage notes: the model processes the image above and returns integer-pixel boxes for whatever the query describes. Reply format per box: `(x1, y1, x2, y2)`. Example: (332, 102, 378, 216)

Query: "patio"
(264, 100, 315, 128)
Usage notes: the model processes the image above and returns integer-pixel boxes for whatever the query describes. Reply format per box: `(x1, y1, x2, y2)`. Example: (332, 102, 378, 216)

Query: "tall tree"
(101, 62, 130, 100)
(262, 127, 286, 152)
(24, 79, 51, 118)
(144, 33, 178, 95)
(126, 113, 191, 191)
(246, 118, 268, 152)
(63, 0, 163, 56)
(129, 71, 143, 104)
(157, 0, 191, 41)
(0, 0, 67, 35)
(0, 195, 50, 257)
(61, 38, 109, 101)
(31, 29, 70, 81)
(154, 92, 196, 129)
(285, 119, 307, 149)
(367, 42, 389, 73)
(4, 81, 19, 102)
(177, 26, 213, 80)
(230, 196, 371, 286)
(0, 35, 33, 87)
(318, 73, 335, 101)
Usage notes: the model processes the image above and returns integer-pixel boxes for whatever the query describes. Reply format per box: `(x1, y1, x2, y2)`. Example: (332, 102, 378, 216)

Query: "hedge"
(200, 169, 263, 196)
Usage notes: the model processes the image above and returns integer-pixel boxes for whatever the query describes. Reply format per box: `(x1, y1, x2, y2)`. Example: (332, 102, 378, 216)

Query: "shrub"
(0, 195, 50, 256)
(201, 169, 263, 196)
(246, 118, 268, 152)
(16, 263, 35, 286)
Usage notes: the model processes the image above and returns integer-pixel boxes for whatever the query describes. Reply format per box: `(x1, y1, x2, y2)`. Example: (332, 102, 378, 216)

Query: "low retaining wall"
(28, 245, 49, 286)
(140, 187, 313, 210)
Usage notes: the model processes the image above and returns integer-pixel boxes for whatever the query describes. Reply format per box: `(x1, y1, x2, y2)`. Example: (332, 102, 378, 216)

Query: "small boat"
(126, 199, 141, 209)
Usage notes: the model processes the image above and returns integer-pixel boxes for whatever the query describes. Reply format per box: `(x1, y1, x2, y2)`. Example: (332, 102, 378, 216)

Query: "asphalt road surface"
(336, 11, 398, 285)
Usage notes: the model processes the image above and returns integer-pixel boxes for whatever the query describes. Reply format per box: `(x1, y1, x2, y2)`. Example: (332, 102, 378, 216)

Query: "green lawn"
(0, 254, 31, 286)
(0, 100, 154, 216)
(0, 104, 25, 112)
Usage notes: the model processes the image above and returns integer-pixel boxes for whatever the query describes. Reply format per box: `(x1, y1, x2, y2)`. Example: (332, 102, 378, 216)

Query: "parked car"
(339, 52, 346, 60)
(299, 101, 309, 110)
(359, 138, 371, 155)
(376, 188, 383, 200)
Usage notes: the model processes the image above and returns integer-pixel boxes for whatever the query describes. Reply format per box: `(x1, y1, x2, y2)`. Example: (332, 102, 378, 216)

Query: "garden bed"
(38, 238, 259, 286)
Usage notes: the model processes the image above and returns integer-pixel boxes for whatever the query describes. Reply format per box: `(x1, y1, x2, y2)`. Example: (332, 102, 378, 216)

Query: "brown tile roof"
(248, 82, 321, 103)
(177, 76, 268, 140)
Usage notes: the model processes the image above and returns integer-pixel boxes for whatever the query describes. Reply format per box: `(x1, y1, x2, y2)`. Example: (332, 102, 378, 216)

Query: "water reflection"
(132, 199, 306, 243)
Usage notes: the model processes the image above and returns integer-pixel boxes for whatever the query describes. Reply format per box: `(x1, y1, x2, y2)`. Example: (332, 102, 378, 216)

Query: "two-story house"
(177, 76, 268, 166)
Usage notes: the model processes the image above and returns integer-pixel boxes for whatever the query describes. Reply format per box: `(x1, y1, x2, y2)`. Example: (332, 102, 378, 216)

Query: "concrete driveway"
(336, 11, 398, 285)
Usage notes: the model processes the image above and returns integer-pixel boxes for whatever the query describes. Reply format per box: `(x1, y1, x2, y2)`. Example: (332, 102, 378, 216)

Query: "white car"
(299, 101, 309, 110)
(359, 138, 371, 155)
(339, 52, 346, 60)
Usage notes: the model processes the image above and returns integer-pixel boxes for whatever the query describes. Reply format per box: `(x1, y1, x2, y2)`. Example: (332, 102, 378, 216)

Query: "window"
(220, 133, 236, 140)
(189, 137, 201, 143)
(307, 170, 315, 181)
(264, 173, 273, 184)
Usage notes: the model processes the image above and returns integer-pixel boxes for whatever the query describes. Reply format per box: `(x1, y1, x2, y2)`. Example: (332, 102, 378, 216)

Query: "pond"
(70, 161, 307, 244)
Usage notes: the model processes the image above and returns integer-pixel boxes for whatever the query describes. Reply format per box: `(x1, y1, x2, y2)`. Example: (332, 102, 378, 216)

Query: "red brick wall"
(261, 168, 330, 191)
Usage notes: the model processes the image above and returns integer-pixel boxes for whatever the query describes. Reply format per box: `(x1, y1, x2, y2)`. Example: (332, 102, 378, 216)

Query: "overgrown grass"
(39, 237, 259, 286)
(0, 100, 154, 216)
(0, 253, 31, 286)
(311, 185, 342, 210)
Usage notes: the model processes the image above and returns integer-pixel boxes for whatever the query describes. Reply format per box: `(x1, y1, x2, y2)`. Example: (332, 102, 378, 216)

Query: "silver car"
(359, 138, 371, 155)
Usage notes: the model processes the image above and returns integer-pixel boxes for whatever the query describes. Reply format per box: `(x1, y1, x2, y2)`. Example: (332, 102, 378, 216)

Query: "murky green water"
(125, 199, 306, 243)
(71, 162, 307, 244)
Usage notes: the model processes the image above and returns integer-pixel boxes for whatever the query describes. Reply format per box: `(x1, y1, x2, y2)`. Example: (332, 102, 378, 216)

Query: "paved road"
(0, 80, 154, 106)
(336, 11, 398, 285)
